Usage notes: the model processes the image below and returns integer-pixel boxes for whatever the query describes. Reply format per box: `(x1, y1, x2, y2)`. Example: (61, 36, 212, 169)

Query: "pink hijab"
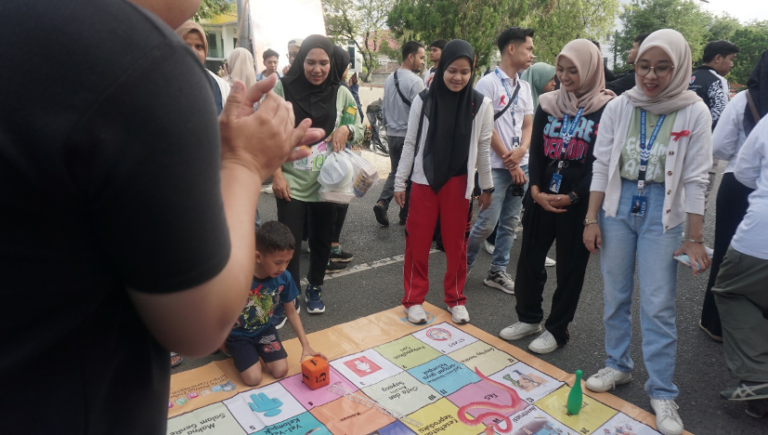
(175, 21, 208, 59)
(225, 48, 257, 89)
(539, 39, 614, 118)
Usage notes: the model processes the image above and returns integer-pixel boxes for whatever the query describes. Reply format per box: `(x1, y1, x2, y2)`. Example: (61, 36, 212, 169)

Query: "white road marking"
(301, 249, 440, 287)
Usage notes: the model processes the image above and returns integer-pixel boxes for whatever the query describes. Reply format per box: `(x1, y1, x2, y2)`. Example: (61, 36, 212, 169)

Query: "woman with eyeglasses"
(582, 29, 712, 435)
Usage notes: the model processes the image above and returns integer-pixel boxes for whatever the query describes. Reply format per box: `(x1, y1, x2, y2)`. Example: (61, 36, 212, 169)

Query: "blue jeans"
(467, 166, 528, 272)
(599, 179, 683, 400)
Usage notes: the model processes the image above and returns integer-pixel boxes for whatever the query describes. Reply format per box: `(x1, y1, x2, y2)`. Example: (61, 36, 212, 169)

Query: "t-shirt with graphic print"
(620, 108, 679, 184)
(231, 271, 300, 337)
(528, 105, 607, 199)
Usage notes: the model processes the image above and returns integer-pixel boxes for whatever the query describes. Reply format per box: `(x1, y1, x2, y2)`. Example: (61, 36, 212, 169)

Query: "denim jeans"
(599, 179, 683, 400)
(467, 166, 528, 272)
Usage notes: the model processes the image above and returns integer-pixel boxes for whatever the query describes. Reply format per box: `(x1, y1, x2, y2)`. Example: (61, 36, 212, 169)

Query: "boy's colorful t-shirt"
(231, 271, 299, 337)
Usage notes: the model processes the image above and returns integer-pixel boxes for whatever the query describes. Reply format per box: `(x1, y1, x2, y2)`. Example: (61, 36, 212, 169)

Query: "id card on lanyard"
(495, 68, 521, 147)
(632, 109, 666, 217)
(549, 107, 584, 193)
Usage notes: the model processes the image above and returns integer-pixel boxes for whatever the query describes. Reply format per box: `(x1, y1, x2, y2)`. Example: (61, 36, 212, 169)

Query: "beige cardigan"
(590, 96, 713, 232)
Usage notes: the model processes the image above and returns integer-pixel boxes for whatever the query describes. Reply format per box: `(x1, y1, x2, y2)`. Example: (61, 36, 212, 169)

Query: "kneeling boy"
(226, 221, 323, 386)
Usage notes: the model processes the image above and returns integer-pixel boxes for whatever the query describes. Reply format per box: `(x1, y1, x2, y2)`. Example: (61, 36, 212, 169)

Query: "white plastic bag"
(344, 150, 379, 198)
(318, 152, 355, 204)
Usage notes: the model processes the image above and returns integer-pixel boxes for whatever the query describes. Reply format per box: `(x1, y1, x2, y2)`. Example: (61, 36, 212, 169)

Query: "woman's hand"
(583, 223, 601, 255)
(548, 194, 572, 209)
(534, 192, 567, 213)
(394, 191, 406, 208)
(478, 192, 492, 211)
(332, 125, 350, 152)
(674, 241, 711, 277)
(272, 172, 291, 201)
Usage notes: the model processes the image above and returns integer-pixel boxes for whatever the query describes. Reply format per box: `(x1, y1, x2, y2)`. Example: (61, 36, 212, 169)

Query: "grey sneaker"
(650, 399, 684, 435)
(585, 367, 632, 392)
(484, 241, 495, 255)
(404, 305, 428, 324)
(483, 270, 515, 294)
(721, 381, 768, 401)
(499, 322, 541, 341)
(544, 256, 556, 267)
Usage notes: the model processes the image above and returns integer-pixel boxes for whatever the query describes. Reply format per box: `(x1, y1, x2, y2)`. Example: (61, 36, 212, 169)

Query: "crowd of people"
(2, 1, 768, 434)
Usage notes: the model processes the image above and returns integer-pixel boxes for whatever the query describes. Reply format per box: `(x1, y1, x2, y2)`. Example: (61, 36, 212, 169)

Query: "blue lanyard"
(494, 68, 519, 105)
(557, 108, 585, 167)
(637, 109, 666, 192)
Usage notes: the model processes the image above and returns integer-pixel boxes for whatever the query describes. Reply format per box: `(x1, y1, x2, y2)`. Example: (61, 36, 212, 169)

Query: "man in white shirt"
(466, 27, 534, 293)
(713, 114, 768, 418)
(423, 39, 447, 88)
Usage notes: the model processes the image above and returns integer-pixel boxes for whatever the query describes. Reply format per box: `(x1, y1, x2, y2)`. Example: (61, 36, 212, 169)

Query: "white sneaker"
(545, 256, 556, 267)
(528, 330, 559, 354)
(650, 399, 684, 435)
(448, 305, 470, 324)
(484, 240, 495, 255)
(404, 305, 428, 324)
(585, 367, 632, 392)
(705, 245, 714, 257)
(484, 270, 515, 294)
(499, 322, 541, 341)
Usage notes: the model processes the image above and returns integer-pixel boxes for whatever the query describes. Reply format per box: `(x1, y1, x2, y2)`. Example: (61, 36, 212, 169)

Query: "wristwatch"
(568, 192, 580, 204)
(482, 187, 495, 194)
(584, 218, 598, 226)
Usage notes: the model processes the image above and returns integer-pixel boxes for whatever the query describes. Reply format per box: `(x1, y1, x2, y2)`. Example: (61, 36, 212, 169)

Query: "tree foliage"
(194, 0, 232, 22)
(729, 21, 768, 86)
(523, 0, 620, 65)
(324, 0, 395, 82)
(386, 0, 551, 68)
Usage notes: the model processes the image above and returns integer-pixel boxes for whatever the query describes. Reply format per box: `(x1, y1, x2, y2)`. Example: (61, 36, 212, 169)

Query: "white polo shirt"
(732, 115, 768, 260)
(474, 68, 534, 169)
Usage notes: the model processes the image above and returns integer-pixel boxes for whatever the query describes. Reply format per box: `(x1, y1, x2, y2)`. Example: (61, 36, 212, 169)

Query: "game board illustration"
(167, 304, 687, 435)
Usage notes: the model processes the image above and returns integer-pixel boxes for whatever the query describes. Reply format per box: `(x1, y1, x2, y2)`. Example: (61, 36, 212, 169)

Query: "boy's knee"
(268, 360, 289, 379)
(240, 369, 263, 386)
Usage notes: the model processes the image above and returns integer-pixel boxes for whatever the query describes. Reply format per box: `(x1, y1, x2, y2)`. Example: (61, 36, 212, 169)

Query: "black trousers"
(332, 204, 348, 244)
(377, 135, 410, 222)
(276, 198, 336, 290)
(514, 195, 591, 345)
(701, 173, 754, 337)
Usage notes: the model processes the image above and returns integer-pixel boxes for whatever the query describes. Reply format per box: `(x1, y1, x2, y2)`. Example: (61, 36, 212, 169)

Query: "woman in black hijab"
(270, 35, 363, 317)
(699, 49, 768, 340)
(393, 39, 495, 325)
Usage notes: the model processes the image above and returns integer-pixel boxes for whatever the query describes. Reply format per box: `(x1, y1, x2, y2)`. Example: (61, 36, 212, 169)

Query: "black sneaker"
(326, 261, 347, 274)
(330, 249, 354, 263)
(270, 303, 288, 329)
(305, 285, 326, 314)
(373, 201, 389, 226)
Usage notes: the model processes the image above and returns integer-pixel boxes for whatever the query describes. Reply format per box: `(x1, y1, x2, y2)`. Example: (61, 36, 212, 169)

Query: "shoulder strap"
(493, 81, 521, 121)
(410, 90, 430, 175)
(394, 71, 412, 107)
(746, 91, 761, 123)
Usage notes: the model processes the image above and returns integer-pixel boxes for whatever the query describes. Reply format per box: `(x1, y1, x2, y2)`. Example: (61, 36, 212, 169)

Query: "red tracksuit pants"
(402, 175, 470, 308)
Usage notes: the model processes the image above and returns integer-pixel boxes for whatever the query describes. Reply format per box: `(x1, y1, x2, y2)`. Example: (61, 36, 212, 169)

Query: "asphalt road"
(174, 162, 764, 435)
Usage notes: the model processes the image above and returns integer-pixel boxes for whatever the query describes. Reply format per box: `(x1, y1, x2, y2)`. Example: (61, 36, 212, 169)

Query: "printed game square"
(412, 322, 478, 354)
(597, 412, 663, 435)
(223, 382, 307, 433)
(254, 412, 329, 435)
(331, 349, 404, 388)
(367, 420, 416, 435)
(279, 367, 358, 411)
(407, 355, 481, 397)
(404, 398, 486, 435)
(445, 379, 528, 428)
(508, 404, 580, 435)
(489, 362, 563, 404)
(311, 390, 396, 434)
(375, 334, 444, 370)
(362, 371, 441, 416)
(447, 341, 517, 378)
(534, 385, 618, 435)
(166, 403, 246, 435)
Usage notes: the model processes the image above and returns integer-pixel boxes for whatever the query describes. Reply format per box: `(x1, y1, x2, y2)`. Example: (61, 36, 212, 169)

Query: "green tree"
(729, 21, 768, 86)
(523, 0, 620, 65)
(705, 13, 741, 42)
(387, 0, 550, 68)
(617, 0, 710, 67)
(194, 0, 232, 22)
(324, 0, 395, 82)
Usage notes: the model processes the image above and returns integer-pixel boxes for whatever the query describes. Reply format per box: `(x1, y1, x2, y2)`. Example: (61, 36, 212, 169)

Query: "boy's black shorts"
(225, 324, 288, 372)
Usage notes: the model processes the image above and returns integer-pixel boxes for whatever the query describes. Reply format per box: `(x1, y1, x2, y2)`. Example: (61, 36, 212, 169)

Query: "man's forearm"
(490, 129, 508, 158)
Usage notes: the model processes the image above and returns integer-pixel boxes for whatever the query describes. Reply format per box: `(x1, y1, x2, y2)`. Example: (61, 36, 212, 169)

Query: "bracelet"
(686, 238, 704, 244)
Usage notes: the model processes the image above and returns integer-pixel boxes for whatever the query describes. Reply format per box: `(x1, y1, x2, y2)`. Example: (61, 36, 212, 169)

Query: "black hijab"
(422, 39, 485, 192)
(281, 35, 340, 138)
(333, 46, 350, 83)
(744, 49, 768, 135)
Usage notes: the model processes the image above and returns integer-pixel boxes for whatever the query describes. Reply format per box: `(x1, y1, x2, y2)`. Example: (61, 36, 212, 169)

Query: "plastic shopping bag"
(318, 152, 355, 204)
(343, 150, 379, 198)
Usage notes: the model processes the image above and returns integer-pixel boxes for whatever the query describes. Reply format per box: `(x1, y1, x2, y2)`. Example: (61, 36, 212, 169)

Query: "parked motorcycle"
(366, 98, 388, 156)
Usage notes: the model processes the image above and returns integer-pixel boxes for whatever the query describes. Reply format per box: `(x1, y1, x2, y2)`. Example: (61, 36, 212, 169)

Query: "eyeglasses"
(636, 63, 674, 78)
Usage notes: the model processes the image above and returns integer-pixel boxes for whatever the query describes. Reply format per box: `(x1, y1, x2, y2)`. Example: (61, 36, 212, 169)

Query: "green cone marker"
(567, 369, 583, 415)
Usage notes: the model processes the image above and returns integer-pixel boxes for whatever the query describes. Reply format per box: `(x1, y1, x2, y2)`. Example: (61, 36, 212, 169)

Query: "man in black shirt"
(0, 1, 321, 434)
(607, 33, 650, 96)
(689, 39, 740, 130)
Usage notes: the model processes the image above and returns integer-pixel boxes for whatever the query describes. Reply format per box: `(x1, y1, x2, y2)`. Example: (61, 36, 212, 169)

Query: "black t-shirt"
(607, 71, 636, 96)
(528, 105, 607, 200)
(0, 1, 230, 434)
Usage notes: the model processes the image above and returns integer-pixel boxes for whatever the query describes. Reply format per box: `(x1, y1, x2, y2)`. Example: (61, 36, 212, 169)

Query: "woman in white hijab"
(224, 47, 257, 89)
(582, 29, 712, 435)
